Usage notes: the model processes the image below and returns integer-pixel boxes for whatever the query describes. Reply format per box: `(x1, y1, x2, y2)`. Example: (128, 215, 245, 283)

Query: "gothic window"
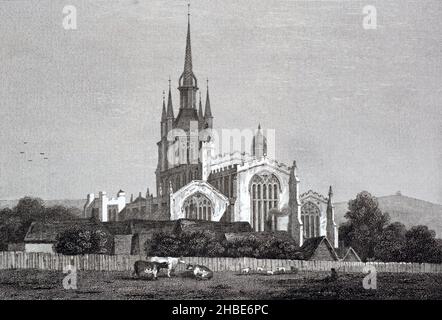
(182, 192, 213, 221)
(301, 202, 320, 238)
(249, 173, 280, 231)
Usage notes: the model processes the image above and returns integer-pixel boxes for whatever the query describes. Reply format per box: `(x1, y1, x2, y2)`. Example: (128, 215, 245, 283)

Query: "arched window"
(183, 192, 213, 221)
(249, 173, 280, 231)
(301, 202, 320, 238)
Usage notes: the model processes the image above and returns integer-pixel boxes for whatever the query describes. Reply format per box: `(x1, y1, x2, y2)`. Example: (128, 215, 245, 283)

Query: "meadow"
(0, 269, 441, 300)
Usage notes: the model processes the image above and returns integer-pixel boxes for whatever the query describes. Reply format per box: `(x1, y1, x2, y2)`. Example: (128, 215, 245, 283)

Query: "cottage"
(24, 220, 97, 253)
(300, 236, 339, 261)
(336, 247, 361, 262)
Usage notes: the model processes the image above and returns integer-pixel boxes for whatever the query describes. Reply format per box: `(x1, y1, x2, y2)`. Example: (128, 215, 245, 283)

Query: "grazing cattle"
(290, 266, 299, 274)
(266, 270, 274, 275)
(241, 267, 251, 274)
(133, 260, 161, 280)
(148, 256, 186, 278)
(186, 264, 213, 280)
(257, 267, 264, 272)
(276, 267, 286, 273)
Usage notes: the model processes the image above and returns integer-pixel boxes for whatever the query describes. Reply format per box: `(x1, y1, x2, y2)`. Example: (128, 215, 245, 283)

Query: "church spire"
(204, 79, 213, 119)
(328, 185, 333, 203)
(181, 3, 195, 87)
(161, 91, 167, 122)
(326, 185, 338, 248)
(289, 160, 303, 246)
(198, 91, 203, 119)
(166, 78, 174, 118)
(177, 3, 198, 113)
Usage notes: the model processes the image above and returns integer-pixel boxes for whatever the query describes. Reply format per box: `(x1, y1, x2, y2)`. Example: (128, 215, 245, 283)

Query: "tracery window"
(301, 201, 320, 238)
(183, 192, 213, 221)
(250, 173, 280, 231)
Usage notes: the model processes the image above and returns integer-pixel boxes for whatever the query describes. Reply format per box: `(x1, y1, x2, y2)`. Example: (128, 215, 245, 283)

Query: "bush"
(148, 231, 300, 259)
(223, 234, 300, 259)
(0, 197, 79, 250)
(54, 227, 112, 255)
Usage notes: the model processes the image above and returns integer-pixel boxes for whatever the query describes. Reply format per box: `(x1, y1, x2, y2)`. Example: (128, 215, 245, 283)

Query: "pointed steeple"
(166, 78, 174, 118)
(161, 91, 167, 122)
(289, 160, 303, 246)
(252, 123, 266, 158)
(198, 91, 203, 119)
(176, 3, 198, 117)
(326, 185, 338, 248)
(292, 160, 298, 177)
(328, 186, 333, 204)
(204, 79, 213, 118)
(181, 3, 195, 87)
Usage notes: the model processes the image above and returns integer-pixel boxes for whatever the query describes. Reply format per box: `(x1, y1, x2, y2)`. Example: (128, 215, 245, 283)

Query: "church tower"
(155, 5, 213, 201)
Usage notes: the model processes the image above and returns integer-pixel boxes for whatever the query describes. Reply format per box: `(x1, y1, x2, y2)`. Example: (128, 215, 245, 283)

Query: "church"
(84, 9, 338, 248)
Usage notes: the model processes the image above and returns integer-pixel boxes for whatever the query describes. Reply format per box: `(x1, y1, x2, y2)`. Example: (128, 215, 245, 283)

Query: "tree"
(374, 222, 407, 262)
(403, 225, 440, 263)
(54, 227, 112, 255)
(0, 197, 79, 249)
(13, 197, 45, 221)
(342, 191, 390, 261)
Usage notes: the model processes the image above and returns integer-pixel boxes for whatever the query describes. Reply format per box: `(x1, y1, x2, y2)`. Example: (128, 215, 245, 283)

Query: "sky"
(0, 0, 441, 204)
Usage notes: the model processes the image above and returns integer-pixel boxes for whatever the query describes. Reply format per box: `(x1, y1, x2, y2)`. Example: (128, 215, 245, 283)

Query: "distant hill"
(0, 199, 85, 217)
(334, 193, 442, 237)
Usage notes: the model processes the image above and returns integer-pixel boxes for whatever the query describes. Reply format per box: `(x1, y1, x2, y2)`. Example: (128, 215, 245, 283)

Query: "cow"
(133, 260, 163, 280)
(186, 264, 213, 280)
(241, 267, 251, 274)
(148, 256, 186, 278)
(266, 270, 274, 275)
(276, 267, 286, 273)
(290, 266, 299, 274)
(257, 267, 264, 273)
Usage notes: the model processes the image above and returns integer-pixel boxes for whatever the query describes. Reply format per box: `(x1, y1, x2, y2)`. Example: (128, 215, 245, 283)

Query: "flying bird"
(40, 153, 45, 155)
(28, 160, 32, 162)
(44, 157, 48, 160)
(23, 142, 28, 144)
(20, 152, 25, 154)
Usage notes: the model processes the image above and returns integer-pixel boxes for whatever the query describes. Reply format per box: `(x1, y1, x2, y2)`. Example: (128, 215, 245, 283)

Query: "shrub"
(148, 231, 300, 259)
(54, 227, 112, 255)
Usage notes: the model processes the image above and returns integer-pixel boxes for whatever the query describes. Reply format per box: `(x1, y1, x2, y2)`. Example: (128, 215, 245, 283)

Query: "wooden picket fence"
(0, 251, 441, 273)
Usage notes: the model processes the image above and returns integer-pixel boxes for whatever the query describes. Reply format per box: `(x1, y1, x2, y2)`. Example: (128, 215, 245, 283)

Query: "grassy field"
(0, 269, 441, 300)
